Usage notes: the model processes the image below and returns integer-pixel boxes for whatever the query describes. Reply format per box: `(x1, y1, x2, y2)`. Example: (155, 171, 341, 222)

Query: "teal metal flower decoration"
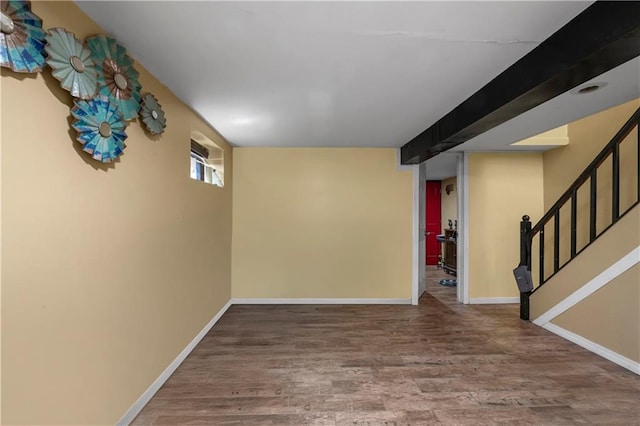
(0, 0, 46, 73)
(86, 34, 141, 121)
(45, 28, 98, 99)
(139, 92, 167, 135)
(71, 96, 127, 163)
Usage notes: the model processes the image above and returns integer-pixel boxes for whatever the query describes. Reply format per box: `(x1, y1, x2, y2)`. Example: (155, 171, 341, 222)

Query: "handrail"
(531, 106, 640, 234)
(517, 106, 640, 320)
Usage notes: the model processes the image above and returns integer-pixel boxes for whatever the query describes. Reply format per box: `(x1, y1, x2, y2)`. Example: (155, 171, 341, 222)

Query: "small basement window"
(189, 130, 224, 187)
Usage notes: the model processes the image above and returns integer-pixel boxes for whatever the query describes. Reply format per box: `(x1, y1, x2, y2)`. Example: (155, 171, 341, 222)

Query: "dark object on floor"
(439, 278, 457, 287)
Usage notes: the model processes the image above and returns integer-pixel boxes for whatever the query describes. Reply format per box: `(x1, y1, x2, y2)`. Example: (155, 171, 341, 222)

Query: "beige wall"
(232, 148, 413, 299)
(531, 205, 639, 318)
(530, 207, 639, 363)
(0, 53, 3, 424)
(440, 177, 457, 233)
(542, 100, 639, 268)
(468, 153, 544, 299)
(538, 100, 639, 280)
(552, 263, 640, 363)
(543, 99, 639, 209)
(511, 124, 568, 148)
(1, 2, 233, 424)
(532, 100, 640, 368)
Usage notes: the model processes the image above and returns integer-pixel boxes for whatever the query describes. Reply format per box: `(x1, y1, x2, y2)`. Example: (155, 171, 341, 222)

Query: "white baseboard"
(469, 297, 519, 304)
(543, 322, 640, 376)
(118, 297, 409, 423)
(231, 298, 411, 305)
(117, 300, 232, 426)
(116, 286, 640, 425)
(533, 246, 640, 326)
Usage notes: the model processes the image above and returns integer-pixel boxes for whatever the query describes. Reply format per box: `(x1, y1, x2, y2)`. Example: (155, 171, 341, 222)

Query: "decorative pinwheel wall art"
(71, 96, 127, 163)
(45, 28, 98, 99)
(86, 34, 141, 121)
(0, 0, 46, 73)
(0, 2, 170, 164)
(139, 92, 166, 135)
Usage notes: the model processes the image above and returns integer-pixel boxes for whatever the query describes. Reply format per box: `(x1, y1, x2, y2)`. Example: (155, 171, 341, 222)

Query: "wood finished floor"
(132, 267, 640, 425)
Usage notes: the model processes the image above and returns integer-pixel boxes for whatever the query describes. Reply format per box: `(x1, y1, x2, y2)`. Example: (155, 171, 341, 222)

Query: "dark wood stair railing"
(518, 106, 640, 320)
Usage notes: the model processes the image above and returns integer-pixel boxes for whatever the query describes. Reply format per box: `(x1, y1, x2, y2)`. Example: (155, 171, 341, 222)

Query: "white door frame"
(457, 152, 470, 304)
(411, 162, 426, 305)
(411, 152, 469, 305)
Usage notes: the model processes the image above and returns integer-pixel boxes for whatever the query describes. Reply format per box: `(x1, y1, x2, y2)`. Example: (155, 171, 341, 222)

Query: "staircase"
(517, 106, 640, 373)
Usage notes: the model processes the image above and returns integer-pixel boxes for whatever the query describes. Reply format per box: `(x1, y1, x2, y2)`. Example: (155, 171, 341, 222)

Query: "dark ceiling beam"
(400, 1, 640, 165)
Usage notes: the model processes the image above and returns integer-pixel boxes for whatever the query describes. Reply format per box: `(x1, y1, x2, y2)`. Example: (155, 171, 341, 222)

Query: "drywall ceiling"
(423, 56, 640, 179)
(424, 153, 459, 180)
(454, 57, 640, 152)
(75, 1, 595, 148)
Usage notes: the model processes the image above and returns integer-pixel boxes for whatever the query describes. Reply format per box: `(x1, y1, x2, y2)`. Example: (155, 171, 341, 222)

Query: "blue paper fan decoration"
(45, 28, 98, 99)
(0, 0, 46, 73)
(71, 96, 127, 163)
(86, 34, 141, 121)
(139, 92, 166, 135)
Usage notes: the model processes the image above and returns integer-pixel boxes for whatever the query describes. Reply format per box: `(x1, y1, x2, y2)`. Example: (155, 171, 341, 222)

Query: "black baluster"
(612, 143, 620, 222)
(590, 170, 597, 242)
(554, 210, 560, 273)
(571, 191, 577, 259)
(519, 215, 532, 320)
(539, 228, 545, 285)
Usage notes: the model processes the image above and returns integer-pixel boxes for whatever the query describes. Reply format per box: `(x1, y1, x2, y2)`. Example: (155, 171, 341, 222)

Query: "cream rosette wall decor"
(45, 28, 98, 99)
(71, 95, 128, 163)
(139, 92, 167, 135)
(0, 0, 46, 73)
(86, 34, 142, 121)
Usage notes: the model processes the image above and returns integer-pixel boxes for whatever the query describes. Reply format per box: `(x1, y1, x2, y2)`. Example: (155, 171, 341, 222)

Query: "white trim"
(411, 164, 420, 305)
(117, 300, 233, 426)
(231, 298, 412, 305)
(542, 322, 640, 375)
(117, 295, 407, 424)
(396, 148, 414, 171)
(533, 246, 640, 326)
(469, 297, 520, 304)
(459, 152, 470, 304)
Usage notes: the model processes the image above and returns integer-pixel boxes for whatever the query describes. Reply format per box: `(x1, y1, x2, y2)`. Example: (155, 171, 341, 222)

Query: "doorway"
(413, 152, 466, 306)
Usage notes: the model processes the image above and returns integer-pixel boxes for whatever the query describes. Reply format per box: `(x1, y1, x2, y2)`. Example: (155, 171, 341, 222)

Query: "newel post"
(519, 215, 532, 320)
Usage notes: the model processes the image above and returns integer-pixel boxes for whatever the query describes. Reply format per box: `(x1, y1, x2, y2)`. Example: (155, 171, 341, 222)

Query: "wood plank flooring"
(132, 267, 640, 425)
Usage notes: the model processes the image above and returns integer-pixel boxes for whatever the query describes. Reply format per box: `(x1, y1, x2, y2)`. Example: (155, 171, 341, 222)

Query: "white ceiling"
(424, 56, 640, 179)
(75, 1, 595, 149)
(454, 57, 640, 152)
(423, 152, 460, 181)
